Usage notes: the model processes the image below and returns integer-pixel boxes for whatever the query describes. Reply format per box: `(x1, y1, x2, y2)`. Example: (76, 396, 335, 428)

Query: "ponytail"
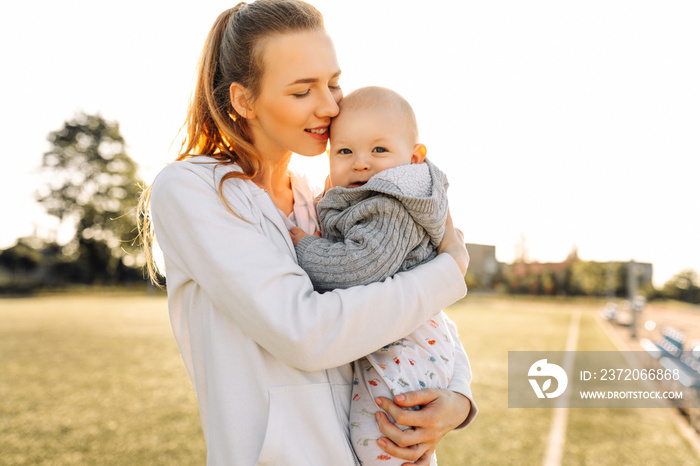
(138, 0, 324, 285)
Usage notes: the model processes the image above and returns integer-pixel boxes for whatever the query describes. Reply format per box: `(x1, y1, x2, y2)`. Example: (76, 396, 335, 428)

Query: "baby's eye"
(337, 148, 353, 155)
(373, 147, 388, 153)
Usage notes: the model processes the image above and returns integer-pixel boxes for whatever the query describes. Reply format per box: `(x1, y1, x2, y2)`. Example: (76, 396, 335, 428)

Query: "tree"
(36, 113, 144, 282)
(514, 234, 529, 263)
(662, 269, 700, 304)
(570, 260, 608, 296)
(541, 267, 556, 295)
(0, 239, 42, 275)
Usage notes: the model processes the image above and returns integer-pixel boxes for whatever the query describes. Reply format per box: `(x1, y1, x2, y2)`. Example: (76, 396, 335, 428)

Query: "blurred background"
(1, 1, 699, 465)
(0, 0, 698, 294)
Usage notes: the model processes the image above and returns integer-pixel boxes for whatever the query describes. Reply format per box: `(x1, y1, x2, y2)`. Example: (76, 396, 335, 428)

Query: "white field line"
(543, 311, 581, 466)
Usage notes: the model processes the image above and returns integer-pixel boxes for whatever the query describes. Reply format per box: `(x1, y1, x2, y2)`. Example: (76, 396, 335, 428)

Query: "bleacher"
(640, 326, 685, 360)
(640, 325, 700, 429)
(599, 301, 633, 327)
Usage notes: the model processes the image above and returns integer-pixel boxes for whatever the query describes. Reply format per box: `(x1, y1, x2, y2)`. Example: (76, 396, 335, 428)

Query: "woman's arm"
(150, 162, 467, 371)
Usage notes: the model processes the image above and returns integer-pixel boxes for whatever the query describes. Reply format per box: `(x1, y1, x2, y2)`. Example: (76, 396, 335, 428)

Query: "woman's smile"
(305, 126, 329, 141)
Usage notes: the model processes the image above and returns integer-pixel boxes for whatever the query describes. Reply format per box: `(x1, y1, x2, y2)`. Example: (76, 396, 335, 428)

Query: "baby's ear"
(411, 144, 427, 164)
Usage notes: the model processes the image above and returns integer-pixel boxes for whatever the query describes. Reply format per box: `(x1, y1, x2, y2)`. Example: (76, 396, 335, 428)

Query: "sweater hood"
(318, 159, 449, 247)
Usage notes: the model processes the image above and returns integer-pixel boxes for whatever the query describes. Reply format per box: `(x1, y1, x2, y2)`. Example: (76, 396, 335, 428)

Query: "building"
(465, 243, 500, 289)
(463, 242, 653, 295)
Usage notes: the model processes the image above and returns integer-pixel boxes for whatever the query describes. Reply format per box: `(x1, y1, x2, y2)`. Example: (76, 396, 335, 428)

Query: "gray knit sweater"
(294, 160, 449, 292)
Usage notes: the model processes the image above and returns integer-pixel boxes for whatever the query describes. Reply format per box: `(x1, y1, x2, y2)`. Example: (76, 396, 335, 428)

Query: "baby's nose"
(352, 155, 370, 170)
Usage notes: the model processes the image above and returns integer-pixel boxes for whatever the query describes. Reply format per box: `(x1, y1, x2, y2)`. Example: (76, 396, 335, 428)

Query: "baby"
(290, 86, 468, 466)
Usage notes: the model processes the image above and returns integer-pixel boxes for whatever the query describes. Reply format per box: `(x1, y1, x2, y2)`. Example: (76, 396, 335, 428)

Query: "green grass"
(0, 294, 205, 465)
(439, 296, 699, 465)
(1, 293, 698, 465)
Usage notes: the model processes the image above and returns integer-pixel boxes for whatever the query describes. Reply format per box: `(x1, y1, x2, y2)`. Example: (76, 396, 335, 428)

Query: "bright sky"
(1, 0, 698, 287)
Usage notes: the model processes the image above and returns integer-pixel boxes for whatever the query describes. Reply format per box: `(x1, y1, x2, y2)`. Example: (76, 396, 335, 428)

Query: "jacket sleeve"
(150, 163, 467, 372)
(294, 196, 425, 291)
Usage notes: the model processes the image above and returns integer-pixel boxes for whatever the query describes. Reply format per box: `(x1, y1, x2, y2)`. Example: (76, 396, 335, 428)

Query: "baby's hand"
(289, 227, 321, 246)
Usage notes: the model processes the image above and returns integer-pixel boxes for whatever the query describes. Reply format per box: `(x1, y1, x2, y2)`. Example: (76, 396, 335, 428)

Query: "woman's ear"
(230, 82, 256, 120)
(411, 143, 427, 164)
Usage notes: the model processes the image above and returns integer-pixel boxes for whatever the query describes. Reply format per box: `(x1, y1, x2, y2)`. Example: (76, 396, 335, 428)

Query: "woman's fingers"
(412, 451, 435, 466)
(375, 409, 422, 447)
(375, 389, 472, 463)
(376, 392, 439, 437)
(437, 209, 469, 276)
(376, 412, 427, 462)
(392, 389, 439, 409)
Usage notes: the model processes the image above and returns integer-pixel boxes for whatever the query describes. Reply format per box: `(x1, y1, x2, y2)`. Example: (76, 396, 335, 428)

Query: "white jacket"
(150, 157, 474, 466)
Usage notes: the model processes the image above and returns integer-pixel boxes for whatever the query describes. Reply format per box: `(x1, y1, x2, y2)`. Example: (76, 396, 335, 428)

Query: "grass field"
(1, 293, 698, 465)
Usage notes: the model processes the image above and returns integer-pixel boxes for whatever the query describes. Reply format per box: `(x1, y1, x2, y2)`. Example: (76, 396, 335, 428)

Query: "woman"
(141, 1, 476, 464)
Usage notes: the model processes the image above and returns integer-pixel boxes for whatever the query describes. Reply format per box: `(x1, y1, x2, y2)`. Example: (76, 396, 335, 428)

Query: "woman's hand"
(375, 388, 471, 465)
(437, 209, 469, 276)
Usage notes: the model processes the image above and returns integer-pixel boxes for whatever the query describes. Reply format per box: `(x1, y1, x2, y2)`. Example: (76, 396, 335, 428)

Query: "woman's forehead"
(260, 30, 340, 87)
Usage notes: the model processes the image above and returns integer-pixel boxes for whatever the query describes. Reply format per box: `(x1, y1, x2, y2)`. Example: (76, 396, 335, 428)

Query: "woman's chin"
(294, 146, 328, 157)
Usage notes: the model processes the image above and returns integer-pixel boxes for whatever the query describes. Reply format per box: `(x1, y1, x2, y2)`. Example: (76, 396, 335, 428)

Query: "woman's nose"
(316, 88, 340, 119)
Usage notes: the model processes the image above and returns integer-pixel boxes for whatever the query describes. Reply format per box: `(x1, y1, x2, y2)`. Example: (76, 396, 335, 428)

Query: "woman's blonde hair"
(138, 0, 324, 284)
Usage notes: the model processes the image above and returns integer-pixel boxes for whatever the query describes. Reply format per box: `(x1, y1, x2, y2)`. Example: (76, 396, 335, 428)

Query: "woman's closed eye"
(294, 83, 340, 98)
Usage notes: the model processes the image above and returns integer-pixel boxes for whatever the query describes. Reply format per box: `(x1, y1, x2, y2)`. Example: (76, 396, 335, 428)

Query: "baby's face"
(328, 106, 419, 189)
